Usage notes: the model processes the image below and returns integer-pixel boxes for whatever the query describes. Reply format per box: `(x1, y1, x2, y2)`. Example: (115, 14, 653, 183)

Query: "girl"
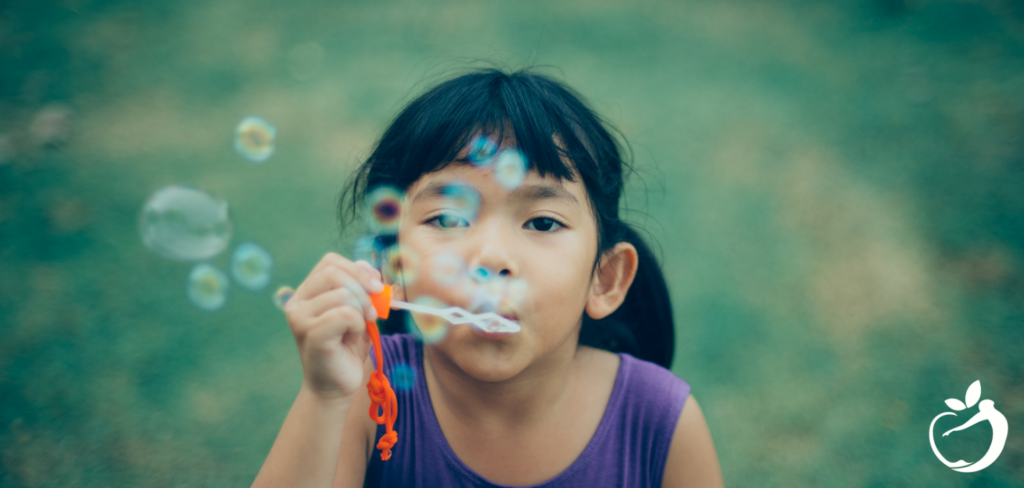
(252, 69, 723, 488)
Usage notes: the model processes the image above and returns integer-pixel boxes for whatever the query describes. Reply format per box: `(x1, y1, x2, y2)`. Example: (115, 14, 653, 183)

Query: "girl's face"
(395, 157, 599, 382)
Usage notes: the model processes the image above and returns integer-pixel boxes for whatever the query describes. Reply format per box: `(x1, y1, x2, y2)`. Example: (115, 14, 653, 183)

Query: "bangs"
(351, 69, 618, 205)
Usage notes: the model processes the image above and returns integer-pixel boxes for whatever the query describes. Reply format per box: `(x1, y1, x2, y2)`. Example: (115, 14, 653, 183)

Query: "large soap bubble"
(139, 186, 232, 261)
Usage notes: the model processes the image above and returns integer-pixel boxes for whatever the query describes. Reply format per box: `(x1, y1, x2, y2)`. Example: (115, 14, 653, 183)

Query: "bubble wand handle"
(366, 287, 398, 461)
(389, 300, 522, 333)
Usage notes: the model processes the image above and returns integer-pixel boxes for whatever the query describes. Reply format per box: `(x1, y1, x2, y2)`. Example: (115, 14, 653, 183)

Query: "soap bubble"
(365, 186, 404, 235)
(390, 363, 416, 391)
(494, 149, 527, 190)
(140, 186, 232, 261)
(498, 278, 528, 315)
(235, 116, 276, 162)
(408, 296, 449, 343)
(467, 135, 498, 167)
(439, 182, 481, 223)
(30, 104, 73, 147)
(231, 242, 273, 290)
(273, 286, 295, 310)
(468, 265, 497, 284)
(353, 235, 385, 265)
(431, 251, 466, 288)
(187, 263, 229, 311)
(469, 281, 503, 314)
(383, 244, 419, 285)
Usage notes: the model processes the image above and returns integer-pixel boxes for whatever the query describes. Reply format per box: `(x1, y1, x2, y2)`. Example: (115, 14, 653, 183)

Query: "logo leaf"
(945, 398, 967, 411)
(965, 380, 981, 408)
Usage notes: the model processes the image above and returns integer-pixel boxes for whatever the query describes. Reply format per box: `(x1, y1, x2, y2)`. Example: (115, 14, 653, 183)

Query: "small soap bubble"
(235, 116, 276, 162)
(469, 281, 503, 313)
(467, 135, 498, 167)
(365, 186, 404, 234)
(408, 296, 449, 343)
(140, 186, 232, 261)
(498, 278, 528, 315)
(273, 286, 295, 310)
(383, 244, 420, 285)
(439, 182, 481, 223)
(187, 263, 229, 311)
(468, 265, 497, 284)
(353, 235, 385, 265)
(431, 251, 466, 288)
(494, 149, 527, 190)
(390, 363, 416, 391)
(231, 242, 273, 290)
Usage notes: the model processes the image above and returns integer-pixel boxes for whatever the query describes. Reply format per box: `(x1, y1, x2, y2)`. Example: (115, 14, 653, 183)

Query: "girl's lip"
(471, 327, 516, 340)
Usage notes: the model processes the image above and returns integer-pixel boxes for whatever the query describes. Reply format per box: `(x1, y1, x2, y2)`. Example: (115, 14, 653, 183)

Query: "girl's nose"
(466, 218, 518, 279)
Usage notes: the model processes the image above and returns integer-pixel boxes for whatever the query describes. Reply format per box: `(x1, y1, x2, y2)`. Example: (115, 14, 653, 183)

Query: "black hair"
(339, 68, 675, 369)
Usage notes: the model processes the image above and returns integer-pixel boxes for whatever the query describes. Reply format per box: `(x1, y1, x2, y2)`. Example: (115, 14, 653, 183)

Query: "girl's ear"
(585, 242, 639, 320)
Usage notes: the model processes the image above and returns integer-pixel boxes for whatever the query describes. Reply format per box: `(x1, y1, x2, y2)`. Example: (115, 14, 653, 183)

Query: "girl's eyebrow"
(411, 181, 580, 208)
(509, 183, 580, 208)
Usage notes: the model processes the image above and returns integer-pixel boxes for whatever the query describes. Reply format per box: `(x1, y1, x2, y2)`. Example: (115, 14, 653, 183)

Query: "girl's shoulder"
(576, 345, 691, 420)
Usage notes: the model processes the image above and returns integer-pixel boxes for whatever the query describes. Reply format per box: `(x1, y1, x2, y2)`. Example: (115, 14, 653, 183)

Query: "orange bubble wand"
(363, 285, 523, 461)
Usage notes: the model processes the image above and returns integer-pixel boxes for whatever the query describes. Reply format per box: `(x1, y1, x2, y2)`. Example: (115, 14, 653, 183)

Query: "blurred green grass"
(2, 0, 1023, 486)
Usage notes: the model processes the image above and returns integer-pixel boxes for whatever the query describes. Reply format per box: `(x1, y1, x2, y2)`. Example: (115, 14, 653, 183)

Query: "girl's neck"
(422, 331, 584, 431)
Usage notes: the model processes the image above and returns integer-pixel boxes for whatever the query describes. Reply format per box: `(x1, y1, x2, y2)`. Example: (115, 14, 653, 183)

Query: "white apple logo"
(929, 380, 1008, 473)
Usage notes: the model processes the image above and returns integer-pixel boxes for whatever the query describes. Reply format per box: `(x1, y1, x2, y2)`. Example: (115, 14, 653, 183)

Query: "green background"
(2, 0, 1022, 486)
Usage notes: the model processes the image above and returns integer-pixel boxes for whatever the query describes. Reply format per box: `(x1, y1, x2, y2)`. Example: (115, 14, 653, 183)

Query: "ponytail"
(579, 224, 675, 369)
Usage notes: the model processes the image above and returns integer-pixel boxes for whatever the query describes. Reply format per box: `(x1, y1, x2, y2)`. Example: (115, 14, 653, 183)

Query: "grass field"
(1, 0, 1023, 486)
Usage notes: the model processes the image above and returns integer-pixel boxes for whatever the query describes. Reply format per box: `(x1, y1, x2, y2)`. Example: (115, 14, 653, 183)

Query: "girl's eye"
(524, 217, 563, 232)
(427, 213, 469, 229)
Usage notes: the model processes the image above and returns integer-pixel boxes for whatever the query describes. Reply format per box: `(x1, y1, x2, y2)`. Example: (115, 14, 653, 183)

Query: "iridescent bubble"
(140, 186, 232, 261)
(187, 263, 229, 311)
(439, 182, 481, 223)
(231, 242, 273, 290)
(353, 235, 385, 265)
(235, 116, 276, 162)
(365, 186, 404, 235)
(273, 286, 295, 310)
(390, 363, 416, 391)
(468, 265, 497, 284)
(494, 149, 527, 190)
(431, 251, 466, 288)
(467, 135, 498, 167)
(408, 296, 449, 343)
(383, 244, 420, 285)
(499, 278, 528, 315)
(468, 284, 502, 314)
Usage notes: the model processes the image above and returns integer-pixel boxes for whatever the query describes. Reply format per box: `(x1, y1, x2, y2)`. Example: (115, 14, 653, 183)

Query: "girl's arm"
(252, 253, 384, 488)
(253, 355, 375, 488)
(661, 394, 725, 488)
(251, 382, 355, 488)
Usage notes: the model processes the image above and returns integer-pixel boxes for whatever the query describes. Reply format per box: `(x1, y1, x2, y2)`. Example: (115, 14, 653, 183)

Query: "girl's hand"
(284, 252, 386, 402)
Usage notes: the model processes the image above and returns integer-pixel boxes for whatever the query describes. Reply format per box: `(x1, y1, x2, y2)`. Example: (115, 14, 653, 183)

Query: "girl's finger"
(294, 265, 378, 321)
(354, 260, 383, 282)
(303, 287, 364, 319)
(295, 257, 384, 303)
(306, 306, 367, 344)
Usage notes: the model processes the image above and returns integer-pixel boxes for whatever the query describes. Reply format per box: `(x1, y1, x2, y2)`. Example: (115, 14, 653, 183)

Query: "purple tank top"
(364, 334, 691, 488)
